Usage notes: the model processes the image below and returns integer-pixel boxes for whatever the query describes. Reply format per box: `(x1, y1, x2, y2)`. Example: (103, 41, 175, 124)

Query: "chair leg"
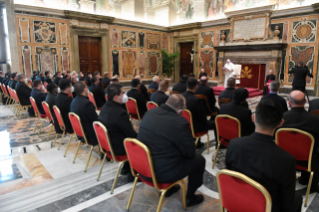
(19, 106, 24, 119)
(64, 134, 74, 157)
(304, 171, 314, 207)
(212, 143, 221, 168)
(126, 176, 139, 211)
(156, 189, 168, 212)
(38, 119, 45, 136)
(58, 131, 65, 150)
(97, 154, 107, 181)
(181, 180, 187, 210)
(46, 124, 53, 140)
(53, 134, 58, 147)
(206, 133, 210, 154)
(73, 141, 82, 163)
(111, 161, 125, 194)
(84, 145, 94, 172)
(195, 137, 199, 146)
(34, 116, 40, 131)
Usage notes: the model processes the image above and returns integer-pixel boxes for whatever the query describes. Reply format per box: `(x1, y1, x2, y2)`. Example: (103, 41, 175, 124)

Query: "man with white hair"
(149, 75, 159, 90)
(223, 59, 235, 88)
(135, 75, 149, 100)
(198, 68, 207, 79)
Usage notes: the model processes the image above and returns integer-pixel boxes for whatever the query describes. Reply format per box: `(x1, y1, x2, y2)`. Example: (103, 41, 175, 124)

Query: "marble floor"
(0, 97, 317, 212)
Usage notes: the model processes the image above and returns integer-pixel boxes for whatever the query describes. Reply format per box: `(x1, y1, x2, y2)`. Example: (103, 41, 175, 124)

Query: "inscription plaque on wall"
(230, 14, 269, 42)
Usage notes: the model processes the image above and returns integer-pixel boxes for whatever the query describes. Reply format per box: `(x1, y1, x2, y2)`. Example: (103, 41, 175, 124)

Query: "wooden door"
(180, 42, 194, 76)
(239, 64, 266, 90)
(79, 36, 101, 76)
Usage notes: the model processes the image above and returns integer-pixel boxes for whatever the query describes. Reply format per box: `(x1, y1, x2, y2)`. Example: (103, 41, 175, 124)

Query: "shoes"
(310, 185, 319, 193)
(196, 141, 204, 149)
(29, 114, 36, 117)
(298, 176, 309, 185)
(121, 168, 130, 176)
(186, 194, 204, 207)
(164, 185, 180, 197)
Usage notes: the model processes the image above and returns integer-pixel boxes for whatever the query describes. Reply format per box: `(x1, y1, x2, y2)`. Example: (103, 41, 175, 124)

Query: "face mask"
(71, 86, 74, 93)
(42, 85, 45, 90)
(60, 75, 63, 78)
(87, 89, 90, 96)
(77, 78, 79, 82)
(122, 93, 128, 103)
(58, 87, 61, 93)
(76, 74, 78, 77)
(24, 78, 28, 83)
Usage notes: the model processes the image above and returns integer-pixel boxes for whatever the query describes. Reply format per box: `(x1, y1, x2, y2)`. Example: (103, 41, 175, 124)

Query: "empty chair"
(42, 102, 55, 141)
(126, 97, 141, 120)
(310, 109, 319, 116)
(30, 97, 47, 135)
(146, 101, 158, 110)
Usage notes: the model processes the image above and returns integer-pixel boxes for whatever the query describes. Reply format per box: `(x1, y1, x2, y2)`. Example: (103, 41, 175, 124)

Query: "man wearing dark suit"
(288, 62, 313, 93)
(45, 83, 58, 128)
(138, 94, 206, 207)
(263, 69, 276, 95)
(44, 71, 53, 84)
(105, 77, 119, 95)
(36, 72, 45, 83)
(195, 76, 217, 113)
(280, 90, 319, 193)
(71, 82, 98, 146)
(30, 71, 37, 82)
(148, 75, 159, 90)
(135, 75, 149, 101)
(53, 72, 62, 86)
(226, 99, 302, 212)
(150, 79, 169, 106)
(0, 71, 3, 95)
(308, 98, 319, 113)
(1, 73, 9, 104)
(127, 79, 147, 118)
(101, 72, 110, 90)
(78, 72, 84, 81)
(16, 74, 34, 116)
(55, 79, 74, 134)
(172, 75, 188, 93)
(31, 80, 47, 115)
(84, 72, 92, 87)
(198, 69, 207, 79)
(219, 78, 249, 108)
(98, 84, 137, 182)
(89, 77, 106, 108)
(219, 88, 255, 136)
(261, 81, 288, 112)
(10, 73, 18, 89)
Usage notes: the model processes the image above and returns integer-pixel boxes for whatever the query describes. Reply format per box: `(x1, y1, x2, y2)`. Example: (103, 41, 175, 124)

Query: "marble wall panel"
(147, 52, 160, 77)
(146, 33, 160, 50)
(121, 31, 136, 48)
(61, 47, 70, 72)
(35, 47, 58, 74)
(139, 51, 145, 76)
(162, 34, 168, 50)
(270, 23, 283, 40)
(19, 18, 30, 43)
(21, 46, 32, 75)
(139, 32, 145, 49)
(200, 31, 214, 48)
(292, 19, 317, 43)
(112, 50, 120, 76)
(200, 50, 214, 77)
(59, 23, 68, 45)
(111, 28, 119, 48)
(33, 21, 56, 44)
(122, 50, 137, 78)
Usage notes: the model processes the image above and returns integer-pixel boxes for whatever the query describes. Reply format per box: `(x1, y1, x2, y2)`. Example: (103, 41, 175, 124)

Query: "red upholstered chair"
(68, 93, 73, 99)
(126, 97, 141, 120)
(29, 79, 33, 87)
(52, 106, 74, 156)
(146, 101, 158, 111)
(275, 128, 315, 207)
(88, 91, 100, 111)
(105, 94, 108, 101)
(213, 115, 241, 168)
(14, 90, 31, 119)
(2, 84, 10, 105)
(181, 109, 210, 153)
(124, 138, 186, 212)
(44, 82, 48, 89)
(148, 88, 157, 95)
(69, 112, 94, 172)
(93, 122, 128, 193)
(217, 169, 272, 212)
(42, 102, 55, 141)
(30, 97, 47, 135)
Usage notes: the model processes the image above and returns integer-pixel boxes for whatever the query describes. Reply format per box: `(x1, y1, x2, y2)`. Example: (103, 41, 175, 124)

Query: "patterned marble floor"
(0, 99, 317, 212)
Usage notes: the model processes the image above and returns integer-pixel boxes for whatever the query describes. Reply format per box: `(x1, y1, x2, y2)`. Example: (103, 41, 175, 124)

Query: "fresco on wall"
(34, 21, 56, 43)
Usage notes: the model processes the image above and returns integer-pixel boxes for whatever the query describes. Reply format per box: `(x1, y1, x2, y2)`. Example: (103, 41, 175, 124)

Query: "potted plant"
(161, 50, 179, 78)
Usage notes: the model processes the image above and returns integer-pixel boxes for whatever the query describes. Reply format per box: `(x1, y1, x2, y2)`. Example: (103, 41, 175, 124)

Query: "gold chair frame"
(126, 97, 141, 121)
(148, 88, 157, 94)
(42, 102, 55, 141)
(13, 90, 31, 120)
(195, 94, 217, 116)
(146, 101, 158, 111)
(213, 115, 241, 168)
(88, 91, 98, 110)
(69, 112, 94, 172)
(216, 169, 272, 212)
(93, 121, 128, 193)
(30, 97, 46, 136)
(275, 128, 315, 207)
(124, 138, 186, 212)
(0, 83, 3, 103)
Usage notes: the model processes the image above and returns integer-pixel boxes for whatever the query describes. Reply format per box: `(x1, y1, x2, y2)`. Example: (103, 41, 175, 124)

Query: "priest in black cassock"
(263, 69, 276, 95)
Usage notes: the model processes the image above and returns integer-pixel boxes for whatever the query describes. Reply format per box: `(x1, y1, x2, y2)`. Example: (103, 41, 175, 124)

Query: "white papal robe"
(223, 62, 235, 88)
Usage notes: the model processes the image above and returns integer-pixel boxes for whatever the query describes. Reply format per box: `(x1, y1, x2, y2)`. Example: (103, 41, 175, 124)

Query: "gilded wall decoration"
(270, 23, 283, 40)
(59, 23, 68, 45)
(21, 46, 32, 75)
(200, 31, 214, 48)
(112, 50, 120, 76)
(288, 46, 315, 84)
(199, 51, 214, 76)
(34, 21, 56, 43)
(147, 33, 160, 50)
(35, 47, 58, 74)
(147, 52, 160, 77)
(61, 47, 70, 72)
(139, 32, 145, 49)
(122, 50, 137, 78)
(241, 66, 253, 79)
(292, 19, 317, 43)
(121, 31, 136, 48)
(139, 51, 145, 76)
(19, 18, 30, 43)
(162, 34, 168, 50)
(220, 29, 230, 43)
(111, 29, 119, 48)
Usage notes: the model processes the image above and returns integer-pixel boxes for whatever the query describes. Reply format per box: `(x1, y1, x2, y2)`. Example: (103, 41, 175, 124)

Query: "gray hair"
(166, 94, 185, 111)
(270, 81, 280, 92)
(17, 73, 25, 81)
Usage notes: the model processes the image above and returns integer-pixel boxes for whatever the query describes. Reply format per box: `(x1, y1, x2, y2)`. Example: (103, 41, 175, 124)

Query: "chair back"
(30, 97, 40, 115)
(170, 91, 181, 95)
(1, 84, 7, 96)
(310, 109, 319, 116)
(13, 90, 19, 103)
(146, 101, 158, 110)
(7, 86, 11, 98)
(218, 97, 232, 105)
(126, 97, 141, 120)
(195, 94, 213, 115)
(68, 93, 73, 98)
(93, 121, 116, 160)
(275, 128, 314, 171)
(69, 112, 89, 144)
(215, 115, 241, 146)
(148, 88, 157, 94)
(29, 79, 33, 87)
(53, 106, 65, 131)
(217, 169, 272, 212)
(42, 101, 53, 122)
(124, 138, 160, 189)
(105, 94, 108, 101)
(181, 109, 195, 137)
(88, 92, 97, 110)
(44, 82, 48, 89)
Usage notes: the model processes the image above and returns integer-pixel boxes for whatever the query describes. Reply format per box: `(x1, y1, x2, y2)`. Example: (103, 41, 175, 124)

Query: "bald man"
(195, 76, 217, 113)
(149, 76, 159, 90)
(135, 75, 149, 101)
(280, 90, 319, 193)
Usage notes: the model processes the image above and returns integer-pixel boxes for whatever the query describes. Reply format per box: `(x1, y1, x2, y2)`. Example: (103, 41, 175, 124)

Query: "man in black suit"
(84, 72, 92, 87)
(219, 88, 255, 136)
(0, 71, 3, 95)
(308, 98, 319, 113)
(150, 79, 169, 106)
(101, 72, 110, 90)
(135, 75, 149, 101)
(261, 81, 288, 112)
(31, 80, 47, 115)
(36, 72, 45, 83)
(218, 78, 249, 108)
(55, 79, 74, 134)
(172, 75, 188, 93)
(45, 83, 58, 127)
(71, 82, 98, 146)
(105, 77, 119, 95)
(195, 76, 217, 113)
(148, 75, 159, 90)
(89, 77, 106, 108)
(138, 94, 206, 207)
(289, 62, 313, 93)
(53, 72, 62, 86)
(10, 73, 18, 89)
(127, 79, 147, 118)
(280, 90, 319, 192)
(98, 84, 137, 182)
(44, 71, 53, 84)
(263, 69, 276, 95)
(226, 99, 302, 212)
(78, 72, 84, 81)
(30, 71, 37, 82)
(198, 68, 207, 79)
(15, 74, 34, 116)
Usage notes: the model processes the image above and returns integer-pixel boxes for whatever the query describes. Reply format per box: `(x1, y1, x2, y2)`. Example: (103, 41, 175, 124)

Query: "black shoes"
(120, 168, 130, 176)
(298, 175, 309, 185)
(186, 194, 204, 207)
(164, 185, 180, 197)
(196, 141, 204, 149)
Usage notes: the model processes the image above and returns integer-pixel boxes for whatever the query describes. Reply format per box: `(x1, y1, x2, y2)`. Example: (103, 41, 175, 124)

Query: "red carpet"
(212, 86, 263, 98)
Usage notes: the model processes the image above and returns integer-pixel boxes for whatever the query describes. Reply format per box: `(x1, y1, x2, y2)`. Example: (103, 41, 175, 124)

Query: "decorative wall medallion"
(241, 66, 253, 79)
(139, 32, 145, 49)
(139, 51, 145, 76)
(200, 31, 214, 48)
(61, 47, 70, 72)
(21, 46, 32, 75)
(147, 52, 160, 77)
(19, 18, 30, 43)
(35, 47, 58, 74)
(147, 33, 160, 50)
(122, 50, 137, 78)
(292, 19, 317, 43)
(121, 31, 136, 48)
(162, 34, 168, 50)
(111, 29, 119, 48)
(112, 50, 120, 76)
(199, 51, 214, 76)
(34, 21, 56, 43)
(59, 23, 68, 45)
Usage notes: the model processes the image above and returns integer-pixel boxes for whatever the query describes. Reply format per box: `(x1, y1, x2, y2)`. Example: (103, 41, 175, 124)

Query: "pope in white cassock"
(223, 59, 235, 88)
